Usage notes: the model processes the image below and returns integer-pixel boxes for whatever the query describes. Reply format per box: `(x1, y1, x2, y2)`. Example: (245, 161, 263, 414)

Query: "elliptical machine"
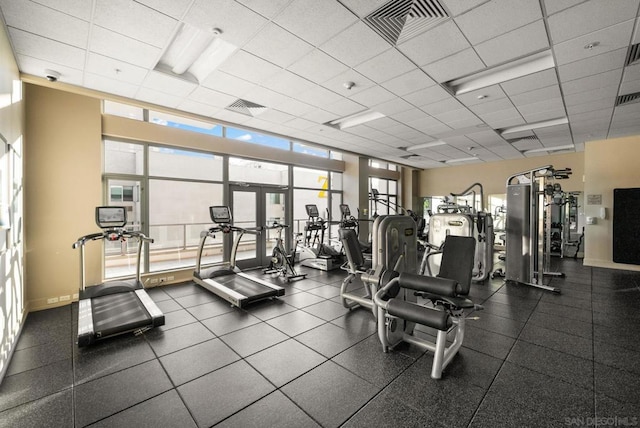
(263, 221, 307, 282)
(297, 204, 342, 271)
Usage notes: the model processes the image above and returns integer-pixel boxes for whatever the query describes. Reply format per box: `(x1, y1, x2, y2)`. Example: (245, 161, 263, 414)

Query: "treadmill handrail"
(72, 229, 153, 290)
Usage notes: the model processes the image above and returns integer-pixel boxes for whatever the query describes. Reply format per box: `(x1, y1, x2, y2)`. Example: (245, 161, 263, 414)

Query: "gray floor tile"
(266, 309, 326, 336)
(220, 322, 288, 357)
(0, 389, 73, 428)
(178, 360, 274, 427)
(296, 322, 371, 358)
(201, 310, 261, 336)
(145, 322, 215, 356)
(282, 361, 379, 428)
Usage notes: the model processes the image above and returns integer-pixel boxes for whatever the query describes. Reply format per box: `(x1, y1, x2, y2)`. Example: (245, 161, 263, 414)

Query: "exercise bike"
(263, 221, 307, 282)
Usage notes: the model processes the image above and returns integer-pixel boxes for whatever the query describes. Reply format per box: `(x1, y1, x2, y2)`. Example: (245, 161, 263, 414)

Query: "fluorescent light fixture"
(156, 24, 237, 83)
(500, 117, 569, 136)
(523, 144, 575, 155)
(406, 140, 447, 151)
(446, 50, 555, 95)
(326, 110, 385, 130)
(445, 157, 478, 164)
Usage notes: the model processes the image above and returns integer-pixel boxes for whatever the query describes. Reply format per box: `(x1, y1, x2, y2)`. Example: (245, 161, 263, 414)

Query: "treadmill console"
(305, 204, 319, 218)
(210, 206, 232, 224)
(96, 206, 127, 229)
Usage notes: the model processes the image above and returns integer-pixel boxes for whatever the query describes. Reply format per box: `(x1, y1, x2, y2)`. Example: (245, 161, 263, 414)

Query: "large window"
(149, 110, 223, 137)
(370, 177, 398, 217)
(226, 127, 290, 150)
(229, 158, 288, 185)
(149, 146, 223, 181)
(149, 180, 222, 271)
(104, 140, 144, 175)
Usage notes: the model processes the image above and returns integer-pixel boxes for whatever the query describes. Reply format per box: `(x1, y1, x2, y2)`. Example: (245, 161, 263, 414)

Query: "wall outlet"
(59, 295, 71, 302)
(150, 278, 159, 285)
(47, 297, 59, 304)
(167, 275, 175, 281)
(158, 277, 166, 283)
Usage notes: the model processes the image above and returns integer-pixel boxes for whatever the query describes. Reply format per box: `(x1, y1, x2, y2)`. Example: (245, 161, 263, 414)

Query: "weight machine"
(505, 165, 571, 293)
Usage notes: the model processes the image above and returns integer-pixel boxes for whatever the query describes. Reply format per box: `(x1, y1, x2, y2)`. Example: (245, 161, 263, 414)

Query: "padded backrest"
(339, 228, 365, 271)
(438, 235, 475, 295)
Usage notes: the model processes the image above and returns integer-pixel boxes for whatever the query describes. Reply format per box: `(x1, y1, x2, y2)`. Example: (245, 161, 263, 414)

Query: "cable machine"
(505, 165, 571, 293)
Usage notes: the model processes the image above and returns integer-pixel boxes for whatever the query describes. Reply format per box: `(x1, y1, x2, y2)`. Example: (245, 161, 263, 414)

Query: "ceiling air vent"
(226, 99, 267, 117)
(625, 43, 640, 66)
(400, 153, 421, 159)
(364, 0, 449, 46)
(615, 92, 640, 106)
(506, 135, 538, 144)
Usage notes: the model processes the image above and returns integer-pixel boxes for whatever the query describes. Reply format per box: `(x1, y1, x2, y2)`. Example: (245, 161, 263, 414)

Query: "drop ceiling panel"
(177, 99, 221, 117)
(454, 0, 542, 44)
(287, 49, 350, 84)
(564, 84, 620, 106)
(355, 48, 418, 83)
(339, 0, 388, 18)
(143, 70, 197, 97)
(16, 55, 83, 85)
(421, 97, 464, 115)
(397, 20, 470, 67)
(321, 69, 375, 96)
(86, 53, 149, 85)
(542, 0, 583, 17)
(478, 108, 524, 128)
(188, 87, 238, 108)
(238, 86, 290, 107)
(561, 68, 623, 96)
(500, 69, 559, 96)
(94, 0, 177, 48)
(200, 71, 255, 97)
(235, 0, 292, 19)
(403, 84, 452, 108)
(320, 21, 389, 68)
(553, 20, 635, 66)
(84, 73, 139, 98)
(1, 0, 89, 48)
(218, 50, 283, 85)
(557, 48, 627, 82)
(421, 48, 485, 82)
(475, 20, 549, 67)
(89, 25, 161, 68)
(182, 0, 267, 47)
(348, 85, 396, 107)
(469, 97, 515, 115)
(439, 0, 489, 17)
(566, 98, 614, 115)
(135, 87, 183, 108)
(381, 69, 436, 96)
(295, 85, 343, 107)
(243, 23, 314, 68)
(510, 85, 562, 107)
(373, 97, 415, 116)
(136, 0, 193, 19)
(301, 108, 336, 124)
(10, 28, 86, 69)
(272, 97, 316, 117)
(263, 70, 317, 99)
(274, 0, 358, 46)
(456, 85, 507, 107)
(547, 0, 640, 44)
(29, 0, 93, 20)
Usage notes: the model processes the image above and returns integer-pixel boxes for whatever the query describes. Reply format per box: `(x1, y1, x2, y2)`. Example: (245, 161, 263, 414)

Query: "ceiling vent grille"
(225, 99, 267, 117)
(364, 0, 449, 46)
(625, 43, 640, 66)
(400, 153, 421, 159)
(506, 135, 538, 144)
(616, 92, 640, 106)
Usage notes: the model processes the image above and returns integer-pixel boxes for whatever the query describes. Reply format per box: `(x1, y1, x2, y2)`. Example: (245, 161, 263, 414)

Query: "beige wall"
(420, 152, 585, 203)
(25, 85, 102, 310)
(583, 135, 640, 271)
(0, 22, 24, 380)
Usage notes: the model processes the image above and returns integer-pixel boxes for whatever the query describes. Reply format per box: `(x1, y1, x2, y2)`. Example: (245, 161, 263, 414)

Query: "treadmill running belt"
(92, 291, 151, 337)
(213, 274, 277, 298)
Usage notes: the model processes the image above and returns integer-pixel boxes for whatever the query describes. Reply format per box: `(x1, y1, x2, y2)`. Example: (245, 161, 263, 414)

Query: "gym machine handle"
(72, 230, 153, 248)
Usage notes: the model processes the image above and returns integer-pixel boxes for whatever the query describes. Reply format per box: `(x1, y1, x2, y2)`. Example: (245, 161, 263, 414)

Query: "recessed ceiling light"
(445, 50, 555, 95)
(523, 144, 575, 155)
(406, 140, 447, 151)
(445, 156, 479, 164)
(325, 110, 385, 130)
(477, 95, 488, 100)
(500, 117, 569, 135)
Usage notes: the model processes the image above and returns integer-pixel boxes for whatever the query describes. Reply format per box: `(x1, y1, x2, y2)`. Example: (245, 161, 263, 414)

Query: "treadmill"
(193, 206, 285, 308)
(73, 206, 164, 347)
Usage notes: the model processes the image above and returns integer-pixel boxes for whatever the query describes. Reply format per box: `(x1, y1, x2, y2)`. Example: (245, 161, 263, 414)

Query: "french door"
(230, 185, 287, 269)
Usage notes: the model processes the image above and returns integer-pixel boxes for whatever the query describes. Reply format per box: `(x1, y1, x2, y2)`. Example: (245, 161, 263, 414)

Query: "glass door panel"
(105, 178, 143, 278)
(231, 189, 257, 265)
(265, 191, 286, 257)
